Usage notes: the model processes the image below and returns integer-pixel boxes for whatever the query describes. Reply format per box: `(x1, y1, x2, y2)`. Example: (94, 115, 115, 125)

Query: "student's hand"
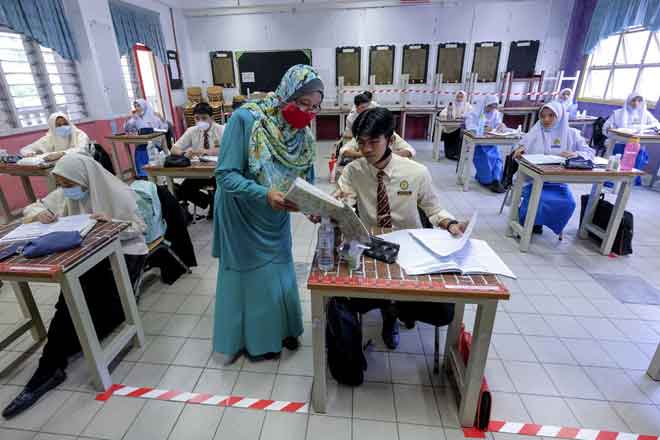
(37, 211, 57, 224)
(91, 213, 112, 222)
(513, 147, 525, 159)
(496, 123, 506, 131)
(267, 190, 299, 212)
(44, 152, 65, 162)
(559, 151, 577, 159)
(23, 152, 36, 158)
(307, 214, 321, 224)
(395, 150, 413, 158)
(448, 222, 467, 237)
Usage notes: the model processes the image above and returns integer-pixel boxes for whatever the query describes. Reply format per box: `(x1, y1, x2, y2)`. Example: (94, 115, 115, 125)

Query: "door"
(133, 44, 165, 117)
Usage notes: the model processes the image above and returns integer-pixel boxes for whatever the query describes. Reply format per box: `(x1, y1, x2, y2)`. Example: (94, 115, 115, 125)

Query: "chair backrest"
(207, 86, 224, 102)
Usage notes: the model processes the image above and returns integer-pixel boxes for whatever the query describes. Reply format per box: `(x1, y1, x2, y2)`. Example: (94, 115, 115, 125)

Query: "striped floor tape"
(96, 384, 308, 414)
(463, 421, 659, 440)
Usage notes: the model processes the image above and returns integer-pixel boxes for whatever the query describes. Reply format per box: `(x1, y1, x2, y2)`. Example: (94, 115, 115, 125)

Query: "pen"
(40, 199, 56, 217)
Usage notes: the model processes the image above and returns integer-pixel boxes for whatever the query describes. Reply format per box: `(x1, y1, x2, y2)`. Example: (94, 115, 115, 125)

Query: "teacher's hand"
(267, 190, 299, 212)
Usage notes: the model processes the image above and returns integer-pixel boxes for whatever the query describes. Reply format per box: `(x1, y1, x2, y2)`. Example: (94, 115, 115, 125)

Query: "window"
(580, 27, 660, 104)
(0, 28, 87, 130)
(121, 53, 141, 103)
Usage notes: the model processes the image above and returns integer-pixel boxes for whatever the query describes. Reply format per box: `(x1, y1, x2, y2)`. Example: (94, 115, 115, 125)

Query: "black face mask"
(374, 144, 392, 166)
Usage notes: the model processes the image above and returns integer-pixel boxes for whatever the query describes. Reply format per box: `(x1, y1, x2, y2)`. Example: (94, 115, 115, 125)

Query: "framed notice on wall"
(402, 44, 429, 84)
(167, 50, 182, 89)
(506, 40, 540, 78)
(437, 42, 466, 83)
(336, 46, 361, 86)
(472, 41, 502, 83)
(210, 51, 236, 88)
(369, 45, 395, 85)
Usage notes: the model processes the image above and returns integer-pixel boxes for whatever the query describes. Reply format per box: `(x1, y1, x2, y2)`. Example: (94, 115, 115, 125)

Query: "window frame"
(578, 27, 660, 107)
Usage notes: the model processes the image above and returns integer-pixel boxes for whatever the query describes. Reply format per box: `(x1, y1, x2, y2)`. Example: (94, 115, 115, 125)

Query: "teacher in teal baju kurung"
(212, 65, 324, 362)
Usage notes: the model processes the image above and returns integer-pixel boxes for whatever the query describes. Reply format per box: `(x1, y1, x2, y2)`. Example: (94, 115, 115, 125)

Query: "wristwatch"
(446, 220, 459, 231)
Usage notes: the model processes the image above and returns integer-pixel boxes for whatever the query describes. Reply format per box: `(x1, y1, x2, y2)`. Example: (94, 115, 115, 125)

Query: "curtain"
(0, 0, 79, 61)
(584, 0, 660, 54)
(109, 0, 167, 64)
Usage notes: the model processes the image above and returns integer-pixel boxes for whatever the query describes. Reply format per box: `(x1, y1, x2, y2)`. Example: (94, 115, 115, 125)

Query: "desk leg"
(506, 176, 525, 237)
(579, 183, 603, 240)
(60, 273, 112, 390)
(458, 301, 496, 427)
(110, 141, 122, 179)
(600, 179, 632, 255)
(20, 176, 37, 203)
(433, 124, 442, 161)
(0, 186, 11, 224)
(647, 343, 660, 380)
(311, 293, 327, 413)
(519, 178, 543, 252)
(457, 138, 473, 191)
(126, 144, 137, 182)
(401, 112, 407, 139)
(443, 302, 464, 369)
(109, 249, 145, 348)
(46, 173, 56, 192)
(12, 282, 47, 342)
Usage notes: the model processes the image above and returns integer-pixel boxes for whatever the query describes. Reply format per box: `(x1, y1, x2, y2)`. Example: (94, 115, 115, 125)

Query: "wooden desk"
(308, 230, 509, 426)
(605, 128, 660, 188)
(456, 131, 523, 191)
(0, 162, 56, 225)
(433, 117, 464, 160)
(502, 104, 541, 131)
(569, 116, 598, 134)
(506, 160, 644, 254)
(143, 161, 216, 194)
(400, 107, 439, 141)
(0, 222, 145, 390)
(106, 132, 168, 182)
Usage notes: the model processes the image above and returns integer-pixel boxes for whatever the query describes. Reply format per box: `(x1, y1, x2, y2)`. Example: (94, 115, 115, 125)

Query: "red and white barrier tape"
(341, 89, 560, 97)
(96, 384, 308, 414)
(463, 420, 659, 440)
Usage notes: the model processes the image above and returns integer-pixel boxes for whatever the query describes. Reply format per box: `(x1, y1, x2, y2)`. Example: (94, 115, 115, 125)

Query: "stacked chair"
(183, 87, 203, 128)
(207, 86, 225, 124)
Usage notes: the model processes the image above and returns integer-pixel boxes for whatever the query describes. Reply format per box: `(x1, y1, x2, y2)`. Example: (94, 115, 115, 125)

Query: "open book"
(0, 214, 97, 244)
(522, 154, 565, 165)
(409, 211, 477, 257)
(285, 178, 369, 243)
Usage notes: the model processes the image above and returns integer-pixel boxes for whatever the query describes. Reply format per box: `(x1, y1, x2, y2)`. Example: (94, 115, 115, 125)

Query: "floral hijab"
(242, 64, 324, 191)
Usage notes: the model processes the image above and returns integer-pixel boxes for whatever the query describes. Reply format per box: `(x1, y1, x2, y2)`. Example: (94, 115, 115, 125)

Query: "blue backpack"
(130, 180, 166, 243)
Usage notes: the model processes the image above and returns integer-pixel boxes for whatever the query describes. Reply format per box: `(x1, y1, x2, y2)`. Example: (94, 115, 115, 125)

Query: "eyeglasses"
(295, 99, 322, 114)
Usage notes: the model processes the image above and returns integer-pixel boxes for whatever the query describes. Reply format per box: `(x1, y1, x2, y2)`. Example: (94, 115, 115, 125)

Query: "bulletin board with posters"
(437, 42, 466, 83)
(402, 44, 429, 84)
(472, 41, 502, 83)
(336, 46, 361, 86)
(369, 45, 395, 85)
(209, 51, 235, 88)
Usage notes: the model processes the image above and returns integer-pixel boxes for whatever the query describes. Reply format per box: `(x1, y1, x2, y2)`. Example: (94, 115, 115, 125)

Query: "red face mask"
(282, 102, 316, 129)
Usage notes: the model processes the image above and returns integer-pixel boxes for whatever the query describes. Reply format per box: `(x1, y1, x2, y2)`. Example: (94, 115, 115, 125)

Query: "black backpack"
(579, 193, 633, 255)
(502, 151, 519, 190)
(92, 144, 115, 175)
(590, 117, 607, 156)
(326, 298, 367, 386)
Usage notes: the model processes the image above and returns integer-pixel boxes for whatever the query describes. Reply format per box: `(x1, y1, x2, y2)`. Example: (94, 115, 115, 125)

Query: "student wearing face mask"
(465, 96, 508, 193)
(20, 112, 91, 161)
(124, 99, 168, 178)
(512, 101, 594, 236)
(3, 153, 147, 419)
(172, 102, 225, 217)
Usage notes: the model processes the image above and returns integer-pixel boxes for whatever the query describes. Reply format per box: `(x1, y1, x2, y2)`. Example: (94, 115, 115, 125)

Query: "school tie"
(376, 170, 393, 228)
(203, 131, 209, 149)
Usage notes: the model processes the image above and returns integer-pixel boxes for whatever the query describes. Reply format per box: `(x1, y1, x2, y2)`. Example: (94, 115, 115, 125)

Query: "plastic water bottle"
(447, 102, 454, 120)
(620, 137, 640, 171)
(477, 114, 486, 136)
(317, 217, 335, 271)
(147, 141, 158, 165)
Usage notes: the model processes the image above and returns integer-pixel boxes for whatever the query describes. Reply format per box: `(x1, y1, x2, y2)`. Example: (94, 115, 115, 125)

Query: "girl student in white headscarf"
(439, 90, 472, 160)
(20, 112, 91, 161)
(4, 153, 148, 420)
(512, 101, 594, 236)
(464, 95, 508, 193)
(556, 88, 578, 119)
(602, 92, 659, 186)
(124, 98, 168, 178)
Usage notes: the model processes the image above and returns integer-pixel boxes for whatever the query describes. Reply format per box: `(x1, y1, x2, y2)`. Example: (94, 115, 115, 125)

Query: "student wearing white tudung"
(556, 88, 578, 119)
(464, 95, 508, 193)
(439, 90, 472, 160)
(513, 101, 594, 236)
(20, 112, 90, 161)
(124, 99, 168, 178)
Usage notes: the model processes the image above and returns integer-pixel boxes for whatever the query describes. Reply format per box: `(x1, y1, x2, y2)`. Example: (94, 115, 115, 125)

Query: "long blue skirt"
(604, 143, 647, 187)
(135, 144, 149, 178)
(213, 260, 304, 356)
(519, 182, 576, 235)
(473, 145, 503, 185)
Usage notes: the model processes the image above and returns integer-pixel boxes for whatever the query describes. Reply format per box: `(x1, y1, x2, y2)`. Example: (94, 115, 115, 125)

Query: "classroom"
(0, 0, 658, 439)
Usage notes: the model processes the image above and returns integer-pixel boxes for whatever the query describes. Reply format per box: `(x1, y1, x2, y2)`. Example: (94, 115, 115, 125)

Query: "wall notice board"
(236, 49, 312, 95)
(402, 44, 429, 84)
(369, 45, 395, 85)
(336, 47, 361, 86)
(437, 42, 466, 83)
(210, 51, 235, 88)
(472, 41, 502, 83)
(506, 40, 540, 78)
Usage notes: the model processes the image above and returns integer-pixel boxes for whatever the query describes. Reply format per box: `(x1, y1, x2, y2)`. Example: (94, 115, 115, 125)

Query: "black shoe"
(248, 352, 281, 362)
(381, 307, 400, 350)
(2, 368, 66, 419)
(533, 225, 543, 234)
(403, 320, 416, 330)
(282, 337, 299, 351)
(490, 181, 506, 193)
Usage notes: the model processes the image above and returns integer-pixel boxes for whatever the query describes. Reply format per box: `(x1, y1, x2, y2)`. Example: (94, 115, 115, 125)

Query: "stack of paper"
(200, 155, 218, 163)
(522, 154, 565, 165)
(0, 214, 97, 244)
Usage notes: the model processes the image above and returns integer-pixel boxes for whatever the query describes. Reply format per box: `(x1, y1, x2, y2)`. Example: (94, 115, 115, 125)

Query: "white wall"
(183, 0, 574, 106)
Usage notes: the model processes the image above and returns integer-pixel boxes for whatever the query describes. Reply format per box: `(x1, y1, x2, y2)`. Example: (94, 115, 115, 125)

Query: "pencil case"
(363, 235, 400, 264)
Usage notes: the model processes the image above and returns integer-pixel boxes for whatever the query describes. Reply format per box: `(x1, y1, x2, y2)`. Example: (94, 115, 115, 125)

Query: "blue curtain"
(0, 0, 79, 61)
(584, 0, 660, 54)
(109, 0, 167, 64)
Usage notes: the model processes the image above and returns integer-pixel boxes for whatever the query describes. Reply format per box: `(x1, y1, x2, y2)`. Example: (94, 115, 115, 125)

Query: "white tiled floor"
(0, 140, 659, 439)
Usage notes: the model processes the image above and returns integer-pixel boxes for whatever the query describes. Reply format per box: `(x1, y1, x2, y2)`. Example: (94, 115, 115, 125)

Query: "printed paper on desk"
(285, 177, 369, 243)
(409, 211, 477, 257)
(0, 214, 97, 244)
(488, 128, 520, 137)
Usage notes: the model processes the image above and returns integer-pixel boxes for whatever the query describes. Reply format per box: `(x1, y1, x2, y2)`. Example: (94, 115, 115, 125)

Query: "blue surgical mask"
(195, 120, 210, 131)
(55, 125, 71, 138)
(62, 186, 88, 201)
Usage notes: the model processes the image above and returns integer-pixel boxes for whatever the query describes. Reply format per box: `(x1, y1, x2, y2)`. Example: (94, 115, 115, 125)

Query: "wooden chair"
(207, 86, 224, 124)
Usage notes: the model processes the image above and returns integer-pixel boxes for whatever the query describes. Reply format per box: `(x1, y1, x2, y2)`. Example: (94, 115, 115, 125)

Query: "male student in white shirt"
(172, 102, 225, 218)
(337, 107, 468, 349)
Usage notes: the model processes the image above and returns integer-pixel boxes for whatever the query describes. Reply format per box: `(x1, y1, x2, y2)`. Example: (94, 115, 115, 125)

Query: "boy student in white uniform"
(172, 102, 225, 218)
(336, 107, 467, 349)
